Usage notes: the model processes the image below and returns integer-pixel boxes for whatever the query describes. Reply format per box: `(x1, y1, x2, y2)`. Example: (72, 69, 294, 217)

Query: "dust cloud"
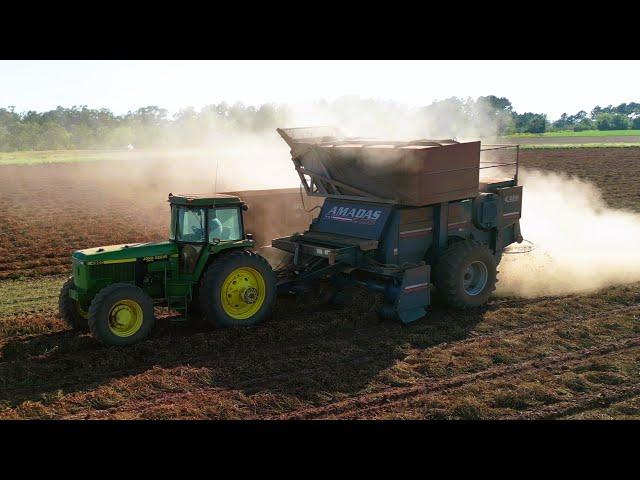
(61, 97, 503, 203)
(283, 97, 500, 141)
(76, 132, 299, 200)
(496, 168, 640, 297)
(33, 97, 640, 298)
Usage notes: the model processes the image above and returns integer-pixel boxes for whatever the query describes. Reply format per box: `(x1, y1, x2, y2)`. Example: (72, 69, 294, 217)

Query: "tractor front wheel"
(199, 250, 276, 328)
(88, 283, 155, 346)
(58, 277, 89, 331)
(434, 240, 497, 309)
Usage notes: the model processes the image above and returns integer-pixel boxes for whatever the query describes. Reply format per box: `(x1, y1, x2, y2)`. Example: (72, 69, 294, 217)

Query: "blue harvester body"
(272, 127, 523, 323)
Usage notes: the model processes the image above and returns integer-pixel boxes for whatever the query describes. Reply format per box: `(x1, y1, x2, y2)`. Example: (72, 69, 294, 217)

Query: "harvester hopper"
(273, 126, 524, 323)
(277, 126, 482, 205)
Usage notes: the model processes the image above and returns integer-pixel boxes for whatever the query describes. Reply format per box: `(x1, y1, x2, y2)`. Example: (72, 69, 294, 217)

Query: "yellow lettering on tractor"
(142, 255, 168, 262)
(87, 258, 137, 266)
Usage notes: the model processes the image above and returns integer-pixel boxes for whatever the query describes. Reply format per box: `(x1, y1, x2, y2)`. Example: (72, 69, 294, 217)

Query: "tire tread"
(88, 282, 155, 346)
(58, 276, 88, 331)
(434, 240, 497, 309)
(199, 250, 276, 327)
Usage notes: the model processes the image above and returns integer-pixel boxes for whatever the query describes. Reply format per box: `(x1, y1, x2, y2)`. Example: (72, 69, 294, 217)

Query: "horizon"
(1, 60, 639, 121)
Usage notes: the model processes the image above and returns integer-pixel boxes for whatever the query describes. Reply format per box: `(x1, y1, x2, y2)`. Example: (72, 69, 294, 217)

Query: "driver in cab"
(209, 215, 227, 242)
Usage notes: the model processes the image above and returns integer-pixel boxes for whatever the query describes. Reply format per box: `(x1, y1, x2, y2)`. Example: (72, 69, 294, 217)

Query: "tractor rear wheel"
(199, 250, 276, 328)
(58, 277, 89, 331)
(88, 283, 155, 346)
(434, 240, 497, 309)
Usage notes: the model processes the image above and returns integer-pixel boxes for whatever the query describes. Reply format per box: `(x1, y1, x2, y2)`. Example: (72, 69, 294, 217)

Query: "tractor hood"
(72, 241, 178, 265)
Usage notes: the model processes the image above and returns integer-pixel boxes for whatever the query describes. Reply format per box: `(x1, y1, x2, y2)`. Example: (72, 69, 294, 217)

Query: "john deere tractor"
(59, 193, 276, 346)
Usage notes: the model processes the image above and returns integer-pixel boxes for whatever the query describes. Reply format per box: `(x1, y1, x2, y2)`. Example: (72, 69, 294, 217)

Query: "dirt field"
(0, 147, 639, 419)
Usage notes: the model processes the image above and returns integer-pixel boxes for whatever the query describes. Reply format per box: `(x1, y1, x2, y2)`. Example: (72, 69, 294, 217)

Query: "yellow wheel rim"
(221, 267, 266, 320)
(108, 299, 144, 337)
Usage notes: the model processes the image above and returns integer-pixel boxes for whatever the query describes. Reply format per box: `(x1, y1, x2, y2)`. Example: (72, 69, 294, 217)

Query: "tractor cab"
(168, 193, 251, 275)
(168, 193, 247, 244)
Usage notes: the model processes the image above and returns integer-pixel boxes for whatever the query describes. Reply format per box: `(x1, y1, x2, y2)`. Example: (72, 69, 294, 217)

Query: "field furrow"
(1, 147, 639, 419)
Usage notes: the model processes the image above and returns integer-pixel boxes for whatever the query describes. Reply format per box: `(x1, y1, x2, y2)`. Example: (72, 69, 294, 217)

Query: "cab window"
(176, 207, 206, 242)
(208, 207, 241, 242)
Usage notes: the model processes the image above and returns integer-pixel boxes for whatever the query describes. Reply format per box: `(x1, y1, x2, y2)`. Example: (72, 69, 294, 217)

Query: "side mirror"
(242, 204, 249, 211)
(246, 233, 254, 241)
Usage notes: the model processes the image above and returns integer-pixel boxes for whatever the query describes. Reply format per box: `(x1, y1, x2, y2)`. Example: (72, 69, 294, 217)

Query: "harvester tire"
(434, 240, 497, 309)
(88, 283, 155, 346)
(199, 250, 276, 328)
(58, 276, 89, 331)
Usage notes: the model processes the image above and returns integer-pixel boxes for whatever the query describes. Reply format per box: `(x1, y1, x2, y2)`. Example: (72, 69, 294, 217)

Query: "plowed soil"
(0, 147, 639, 419)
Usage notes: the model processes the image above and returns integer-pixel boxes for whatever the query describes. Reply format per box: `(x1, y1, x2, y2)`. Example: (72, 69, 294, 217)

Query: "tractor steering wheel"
(190, 226, 205, 241)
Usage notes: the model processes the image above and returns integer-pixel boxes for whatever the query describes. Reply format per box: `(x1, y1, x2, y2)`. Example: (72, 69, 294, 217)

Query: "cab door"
(173, 206, 207, 274)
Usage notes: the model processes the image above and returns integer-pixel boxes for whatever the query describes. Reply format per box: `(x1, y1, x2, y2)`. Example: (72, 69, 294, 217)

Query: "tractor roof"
(168, 193, 243, 207)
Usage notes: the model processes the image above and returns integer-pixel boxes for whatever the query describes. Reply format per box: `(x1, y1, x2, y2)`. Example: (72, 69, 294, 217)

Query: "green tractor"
(59, 193, 277, 346)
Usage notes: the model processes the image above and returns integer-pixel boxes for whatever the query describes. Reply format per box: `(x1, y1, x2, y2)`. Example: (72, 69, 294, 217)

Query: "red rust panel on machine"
(223, 188, 322, 247)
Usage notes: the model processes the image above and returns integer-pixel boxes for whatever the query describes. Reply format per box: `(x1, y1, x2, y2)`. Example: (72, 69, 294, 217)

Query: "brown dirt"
(0, 161, 318, 279)
(0, 147, 639, 419)
(518, 147, 640, 212)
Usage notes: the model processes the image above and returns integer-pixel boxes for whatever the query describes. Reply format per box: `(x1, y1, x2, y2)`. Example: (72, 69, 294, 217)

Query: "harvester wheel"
(199, 250, 276, 328)
(88, 283, 155, 346)
(58, 277, 89, 331)
(434, 240, 497, 309)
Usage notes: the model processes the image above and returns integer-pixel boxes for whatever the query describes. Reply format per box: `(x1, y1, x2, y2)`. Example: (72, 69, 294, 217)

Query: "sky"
(0, 60, 638, 121)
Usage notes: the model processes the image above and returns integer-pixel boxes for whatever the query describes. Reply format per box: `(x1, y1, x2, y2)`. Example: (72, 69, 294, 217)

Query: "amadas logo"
(325, 205, 383, 225)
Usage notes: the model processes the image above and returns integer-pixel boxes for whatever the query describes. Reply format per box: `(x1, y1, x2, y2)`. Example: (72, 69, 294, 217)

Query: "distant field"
(509, 130, 640, 138)
(519, 143, 640, 149)
(0, 149, 217, 166)
(4, 140, 640, 167)
(0, 150, 128, 166)
(501, 134, 640, 146)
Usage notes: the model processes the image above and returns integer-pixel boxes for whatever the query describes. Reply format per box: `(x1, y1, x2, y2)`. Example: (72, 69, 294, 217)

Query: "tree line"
(551, 103, 640, 132)
(0, 104, 289, 152)
(1, 97, 639, 151)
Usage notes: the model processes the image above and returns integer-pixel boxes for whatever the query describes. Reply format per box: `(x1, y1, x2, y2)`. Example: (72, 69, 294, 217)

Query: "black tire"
(58, 276, 89, 331)
(199, 250, 276, 328)
(88, 283, 155, 346)
(433, 240, 497, 309)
